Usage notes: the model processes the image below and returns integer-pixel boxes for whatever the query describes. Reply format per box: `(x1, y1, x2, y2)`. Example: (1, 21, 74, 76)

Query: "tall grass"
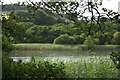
(14, 43, 119, 51)
(64, 56, 118, 78)
(3, 55, 119, 79)
(14, 43, 84, 51)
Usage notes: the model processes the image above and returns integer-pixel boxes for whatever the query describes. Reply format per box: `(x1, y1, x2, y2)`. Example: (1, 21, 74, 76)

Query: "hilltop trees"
(53, 34, 75, 44)
(27, 0, 120, 36)
(111, 32, 120, 45)
(15, 9, 69, 26)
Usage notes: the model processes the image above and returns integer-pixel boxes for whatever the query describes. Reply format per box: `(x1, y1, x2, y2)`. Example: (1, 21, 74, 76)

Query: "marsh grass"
(64, 56, 118, 78)
(3, 54, 119, 79)
(22, 55, 119, 78)
(14, 43, 119, 51)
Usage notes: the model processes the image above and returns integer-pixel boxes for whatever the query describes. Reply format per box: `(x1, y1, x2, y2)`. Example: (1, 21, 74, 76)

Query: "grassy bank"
(2, 56, 119, 79)
(14, 43, 120, 51)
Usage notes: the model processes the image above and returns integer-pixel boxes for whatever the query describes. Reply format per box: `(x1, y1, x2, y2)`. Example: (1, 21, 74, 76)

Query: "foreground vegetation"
(14, 43, 120, 51)
(2, 55, 119, 79)
(2, 1, 120, 79)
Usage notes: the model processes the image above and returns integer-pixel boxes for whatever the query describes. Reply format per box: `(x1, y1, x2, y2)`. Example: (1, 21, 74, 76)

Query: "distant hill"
(2, 4, 71, 26)
(2, 4, 27, 11)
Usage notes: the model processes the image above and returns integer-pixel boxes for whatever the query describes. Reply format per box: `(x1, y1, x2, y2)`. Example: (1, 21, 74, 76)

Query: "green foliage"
(94, 31, 111, 45)
(24, 23, 75, 43)
(110, 51, 120, 77)
(2, 35, 16, 53)
(26, 25, 54, 43)
(65, 56, 118, 78)
(115, 23, 120, 32)
(73, 34, 86, 44)
(113, 32, 120, 45)
(2, 56, 67, 79)
(53, 34, 75, 44)
(3, 6, 120, 45)
(2, 56, 119, 78)
(15, 22, 35, 43)
(2, 11, 17, 54)
(83, 35, 94, 49)
(15, 9, 68, 26)
(15, 10, 32, 22)
(34, 10, 57, 25)
(93, 38, 100, 45)
(110, 51, 120, 70)
(14, 43, 119, 51)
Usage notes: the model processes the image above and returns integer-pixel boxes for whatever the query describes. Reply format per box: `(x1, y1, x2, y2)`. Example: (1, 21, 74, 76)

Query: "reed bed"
(6, 55, 120, 78)
(14, 43, 119, 51)
(37, 56, 119, 78)
(64, 56, 118, 78)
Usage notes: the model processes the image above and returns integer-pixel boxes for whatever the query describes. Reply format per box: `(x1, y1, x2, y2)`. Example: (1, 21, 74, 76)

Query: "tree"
(2, 11, 17, 54)
(27, 0, 120, 36)
(53, 34, 75, 44)
(113, 32, 120, 45)
(83, 35, 94, 50)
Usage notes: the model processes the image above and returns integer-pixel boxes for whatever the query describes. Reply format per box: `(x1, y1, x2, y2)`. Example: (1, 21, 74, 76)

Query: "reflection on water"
(10, 50, 111, 57)
(11, 56, 111, 63)
(10, 50, 112, 62)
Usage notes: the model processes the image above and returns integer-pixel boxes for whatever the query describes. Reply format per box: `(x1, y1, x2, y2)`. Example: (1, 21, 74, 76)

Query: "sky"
(1, 0, 120, 12)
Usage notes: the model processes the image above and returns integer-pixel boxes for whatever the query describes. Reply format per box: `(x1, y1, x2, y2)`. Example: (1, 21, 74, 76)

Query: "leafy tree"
(15, 9, 68, 26)
(83, 35, 94, 49)
(93, 38, 100, 45)
(15, 10, 32, 22)
(27, 0, 120, 36)
(25, 23, 76, 43)
(2, 11, 18, 54)
(112, 32, 120, 45)
(53, 34, 75, 44)
(73, 34, 86, 44)
(14, 22, 35, 43)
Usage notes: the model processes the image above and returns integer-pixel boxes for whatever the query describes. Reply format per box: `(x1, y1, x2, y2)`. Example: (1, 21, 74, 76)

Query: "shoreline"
(14, 43, 120, 51)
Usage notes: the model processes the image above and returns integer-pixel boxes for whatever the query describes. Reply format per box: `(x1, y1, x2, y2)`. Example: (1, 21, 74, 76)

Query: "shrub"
(93, 38, 100, 45)
(110, 51, 120, 77)
(94, 32, 111, 45)
(83, 35, 94, 49)
(111, 38, 116, 44)
(113, 32, 120, 45)
(53, 34, 75, 44)
(110, 51, 120, 70)
(2, 35, 16, 54)
(73, 34, 85, 44)
(2, 56, 68, 79)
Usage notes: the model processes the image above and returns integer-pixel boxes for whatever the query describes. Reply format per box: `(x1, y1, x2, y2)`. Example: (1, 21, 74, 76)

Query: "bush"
(111, 38, 116, 45)
(53, 34, 75, 44)
(110, 51, 120, 77)
(110, 51, 120, 70)
(93, 38, 100, 45)
(113, 32, 120, 45)
(94, 32, 111, 45)
(83, 35, 94, 49)
(2, 35, 16, 54)
(2, 56, 68, 79)
(73, 34, 85, 44)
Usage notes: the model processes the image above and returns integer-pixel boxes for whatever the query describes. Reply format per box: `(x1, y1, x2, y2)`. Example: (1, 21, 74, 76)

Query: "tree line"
(2, 9, 119, 45)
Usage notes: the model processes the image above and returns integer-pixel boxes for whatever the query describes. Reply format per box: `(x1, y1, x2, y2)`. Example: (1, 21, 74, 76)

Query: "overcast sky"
(2, 0, 120, 12)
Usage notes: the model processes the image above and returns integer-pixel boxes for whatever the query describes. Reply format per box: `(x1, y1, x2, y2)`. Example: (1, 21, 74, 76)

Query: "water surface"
(10, 50, 112, 62)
